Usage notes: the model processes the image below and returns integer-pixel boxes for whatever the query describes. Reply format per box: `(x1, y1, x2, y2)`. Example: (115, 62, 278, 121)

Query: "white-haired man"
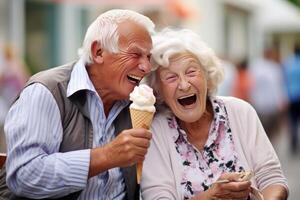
(3, 9, 154, 200)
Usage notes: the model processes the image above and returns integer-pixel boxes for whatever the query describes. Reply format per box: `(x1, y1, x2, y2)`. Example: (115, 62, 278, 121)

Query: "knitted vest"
(0, 62, 138, 200)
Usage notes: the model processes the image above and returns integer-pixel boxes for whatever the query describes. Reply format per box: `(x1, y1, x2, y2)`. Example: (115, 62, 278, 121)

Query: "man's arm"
(5, 84, 90, 198)
(89, 128, 152, 178)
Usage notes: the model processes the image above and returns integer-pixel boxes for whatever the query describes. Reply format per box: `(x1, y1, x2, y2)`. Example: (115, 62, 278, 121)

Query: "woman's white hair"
(78, 9, 155, 64)
(146, 28, 224, 105)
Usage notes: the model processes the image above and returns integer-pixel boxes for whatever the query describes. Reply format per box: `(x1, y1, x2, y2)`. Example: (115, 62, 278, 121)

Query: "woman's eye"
(186, 70, 197, 77)
(163, 75, 177, 83)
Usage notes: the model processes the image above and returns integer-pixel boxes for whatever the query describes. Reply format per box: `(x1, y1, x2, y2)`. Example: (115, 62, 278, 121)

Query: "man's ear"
(91, 41, 104, 64)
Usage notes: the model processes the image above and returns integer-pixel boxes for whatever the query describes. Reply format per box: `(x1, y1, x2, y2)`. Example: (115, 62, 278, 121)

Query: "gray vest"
(0, 62, 138, 200)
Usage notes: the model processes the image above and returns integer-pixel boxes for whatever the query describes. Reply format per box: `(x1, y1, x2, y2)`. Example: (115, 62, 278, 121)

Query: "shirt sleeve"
(246, 104, 289, 193)
(226, 97, 289, 194)
(4, 83, 91, 198)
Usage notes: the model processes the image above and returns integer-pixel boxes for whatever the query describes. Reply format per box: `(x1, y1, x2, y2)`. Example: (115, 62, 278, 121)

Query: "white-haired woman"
(141, 28, 288, 200)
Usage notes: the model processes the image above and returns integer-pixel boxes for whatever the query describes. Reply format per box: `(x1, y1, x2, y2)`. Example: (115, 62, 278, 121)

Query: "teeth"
(128, 74, 142, 81)
(178, 94, 195, 99)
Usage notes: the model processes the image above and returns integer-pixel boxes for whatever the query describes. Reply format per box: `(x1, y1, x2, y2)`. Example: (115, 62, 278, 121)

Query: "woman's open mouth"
(177, 94, 197, 107)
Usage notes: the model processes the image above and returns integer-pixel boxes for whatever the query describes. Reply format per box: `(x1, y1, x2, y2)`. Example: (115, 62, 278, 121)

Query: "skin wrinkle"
(158, 53, 208, 123)
(143, 28, 288, 200)
(86, 21, 152, 115)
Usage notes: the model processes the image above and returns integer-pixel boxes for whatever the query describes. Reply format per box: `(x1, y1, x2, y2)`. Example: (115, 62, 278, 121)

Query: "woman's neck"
(178, 100, 214, 150)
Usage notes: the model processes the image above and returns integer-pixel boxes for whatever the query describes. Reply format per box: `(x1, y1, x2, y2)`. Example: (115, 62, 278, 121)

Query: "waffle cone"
(130, 109, 154, 129)
(136, 162, 143, 184)
(130, 108, 154, 184)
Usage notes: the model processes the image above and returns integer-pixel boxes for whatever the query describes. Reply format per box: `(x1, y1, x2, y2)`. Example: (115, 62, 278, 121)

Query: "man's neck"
(86, 63, 116, 117)
(100, 92, 115, 117)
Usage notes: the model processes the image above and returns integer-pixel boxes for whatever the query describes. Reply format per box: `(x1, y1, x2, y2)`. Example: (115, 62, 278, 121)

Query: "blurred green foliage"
(288, 0, 300, 8)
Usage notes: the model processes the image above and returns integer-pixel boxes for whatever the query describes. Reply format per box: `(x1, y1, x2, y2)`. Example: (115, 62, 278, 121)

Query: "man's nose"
(138, 58, 151, 74)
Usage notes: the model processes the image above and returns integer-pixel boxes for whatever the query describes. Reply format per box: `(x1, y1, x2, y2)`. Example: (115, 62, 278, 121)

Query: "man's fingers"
(135, 145, 148, 157)
(128, 128, 152, 139)
(131, 137, 151, 148)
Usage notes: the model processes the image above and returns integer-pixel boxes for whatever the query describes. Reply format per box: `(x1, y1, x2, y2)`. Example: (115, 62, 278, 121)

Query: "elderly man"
(3, 9, 154, 200)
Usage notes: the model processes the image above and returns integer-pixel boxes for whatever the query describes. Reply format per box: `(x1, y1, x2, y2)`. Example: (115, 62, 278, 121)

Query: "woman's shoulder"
(151, 110, 176, 136)
(152, 109, 172, 123)
(217, 96, 255, 113)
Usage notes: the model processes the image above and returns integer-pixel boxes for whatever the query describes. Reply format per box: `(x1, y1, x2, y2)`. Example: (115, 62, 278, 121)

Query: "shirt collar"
(67, 58, 130, 107)
(67, 58, 96, 97)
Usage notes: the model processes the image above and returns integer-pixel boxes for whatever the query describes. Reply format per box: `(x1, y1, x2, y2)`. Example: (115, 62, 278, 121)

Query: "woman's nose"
(178, 77, 191, 91)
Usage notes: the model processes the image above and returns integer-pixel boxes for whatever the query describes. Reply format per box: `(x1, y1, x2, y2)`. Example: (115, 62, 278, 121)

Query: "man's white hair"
(78, 9, 155, 64)
(146, 28, 224, 104)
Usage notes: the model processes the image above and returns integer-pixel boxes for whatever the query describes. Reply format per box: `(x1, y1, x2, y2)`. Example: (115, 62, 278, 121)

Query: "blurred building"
(181, 0, 300, 63)
(0, 0, 299, 71)
(0, 0, 190, 73)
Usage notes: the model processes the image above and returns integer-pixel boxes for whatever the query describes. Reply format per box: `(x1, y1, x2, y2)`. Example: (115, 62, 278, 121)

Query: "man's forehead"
(118, 36, 152, 53)
(128, 44, 151, 53)
(117, 21, 152, 52)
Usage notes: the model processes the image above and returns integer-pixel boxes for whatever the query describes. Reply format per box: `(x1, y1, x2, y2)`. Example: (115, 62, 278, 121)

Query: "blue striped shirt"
(4, 59, 128, 199)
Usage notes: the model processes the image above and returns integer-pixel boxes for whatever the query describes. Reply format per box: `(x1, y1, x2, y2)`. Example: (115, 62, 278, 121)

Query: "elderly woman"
(141, 29, 288, 200)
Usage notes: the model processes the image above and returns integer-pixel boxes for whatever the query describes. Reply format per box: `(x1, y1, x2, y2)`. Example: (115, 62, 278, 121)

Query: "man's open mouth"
(127, 74, 142, 85)
(177, 94, 197, 106)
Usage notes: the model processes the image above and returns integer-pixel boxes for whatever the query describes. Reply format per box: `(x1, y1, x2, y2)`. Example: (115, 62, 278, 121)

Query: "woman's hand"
(194, 172, 252, 200)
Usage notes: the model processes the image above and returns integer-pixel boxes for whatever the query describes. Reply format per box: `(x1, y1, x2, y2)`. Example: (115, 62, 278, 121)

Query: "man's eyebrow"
(130, 45, 149, 54)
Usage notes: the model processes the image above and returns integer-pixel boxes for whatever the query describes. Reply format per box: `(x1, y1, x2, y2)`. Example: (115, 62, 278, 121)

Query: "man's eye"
(131, 53, 140, 58)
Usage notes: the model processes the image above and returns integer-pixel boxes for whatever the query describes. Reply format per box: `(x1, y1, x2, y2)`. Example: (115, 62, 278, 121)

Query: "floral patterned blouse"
(168, 97, 245, 199)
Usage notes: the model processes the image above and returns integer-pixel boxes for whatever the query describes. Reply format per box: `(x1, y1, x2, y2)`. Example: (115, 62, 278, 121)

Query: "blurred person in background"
(249, 47, 287, 142)
(232, 59, 253, 103)
(2, 9, 154, 200)
(0, 46, 7, 154)
(217, 57, 237, 97)
(0, 44, 29, 153)
(283, 43, 300, 154)
(142, 28, 288, 200)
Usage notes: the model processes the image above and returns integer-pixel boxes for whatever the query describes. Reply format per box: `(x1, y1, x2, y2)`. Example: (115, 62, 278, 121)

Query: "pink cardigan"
(141, 96, 289, 199)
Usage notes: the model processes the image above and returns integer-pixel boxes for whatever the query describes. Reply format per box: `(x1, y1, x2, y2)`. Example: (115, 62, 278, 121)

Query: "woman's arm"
(141, 117, 179, 199)
(223, 97, 289, 199)
(262, 184, 288, 200)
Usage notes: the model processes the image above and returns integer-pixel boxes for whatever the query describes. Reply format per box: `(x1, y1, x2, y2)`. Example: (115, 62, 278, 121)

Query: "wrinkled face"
(100, 21, 152, 100)
(157, 53, 208, 122)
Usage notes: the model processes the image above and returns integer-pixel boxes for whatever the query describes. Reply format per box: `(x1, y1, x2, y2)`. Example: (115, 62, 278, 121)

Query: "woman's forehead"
(166, 52, 201, 68)
(170, 53, 199, 63)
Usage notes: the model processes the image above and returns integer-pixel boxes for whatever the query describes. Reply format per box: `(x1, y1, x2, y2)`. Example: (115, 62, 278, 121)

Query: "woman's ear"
(91, 41, 104, 64)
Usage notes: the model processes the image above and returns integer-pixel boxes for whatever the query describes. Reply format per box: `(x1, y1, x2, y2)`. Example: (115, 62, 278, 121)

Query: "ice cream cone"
(130, 108, 154, 129)
(129, 84, 156, 184)
(130, 108, 154, 184)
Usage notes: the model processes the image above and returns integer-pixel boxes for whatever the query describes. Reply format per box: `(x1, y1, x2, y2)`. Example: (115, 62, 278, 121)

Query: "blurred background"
(0, 0, 299, 198)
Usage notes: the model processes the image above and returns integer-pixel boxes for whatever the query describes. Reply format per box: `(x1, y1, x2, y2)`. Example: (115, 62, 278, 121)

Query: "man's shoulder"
(29, 62, 75, 83)
(27, 61, 77, 91)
